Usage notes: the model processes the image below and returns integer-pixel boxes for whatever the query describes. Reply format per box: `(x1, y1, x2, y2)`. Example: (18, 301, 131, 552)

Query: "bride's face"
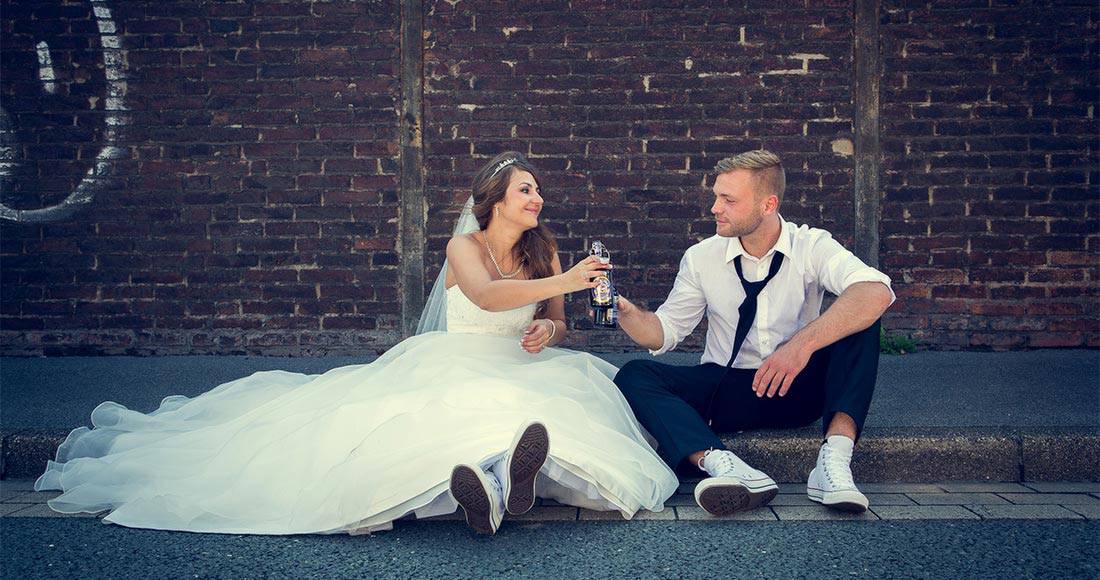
(495, 170, 543, 229)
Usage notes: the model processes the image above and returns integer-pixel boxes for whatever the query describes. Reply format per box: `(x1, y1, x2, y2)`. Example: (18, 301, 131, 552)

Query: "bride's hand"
(521, 319, 554, 354)
(560, 255, 611, 293)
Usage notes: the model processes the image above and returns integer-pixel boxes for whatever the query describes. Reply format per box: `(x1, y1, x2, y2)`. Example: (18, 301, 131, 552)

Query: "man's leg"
(805, 319, 882, 512)
(704, 320, 881, 438)
(613, 360, 727, 472)
(615, 363, 788, 516)
(819, 319, 881, 443)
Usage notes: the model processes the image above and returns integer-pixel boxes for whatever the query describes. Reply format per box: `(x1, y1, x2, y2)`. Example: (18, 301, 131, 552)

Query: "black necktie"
(705, 251, 785, 425)
(726, 252, 785, 370)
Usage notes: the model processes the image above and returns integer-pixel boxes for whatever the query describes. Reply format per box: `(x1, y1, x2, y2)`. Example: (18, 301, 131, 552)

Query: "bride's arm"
(520, 253, 567, 352)
(448, 234, 606, 312)
(543, 253, 567, 345)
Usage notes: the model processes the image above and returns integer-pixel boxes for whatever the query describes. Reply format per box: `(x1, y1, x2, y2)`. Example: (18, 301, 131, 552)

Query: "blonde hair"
(714, 149, 785, 203)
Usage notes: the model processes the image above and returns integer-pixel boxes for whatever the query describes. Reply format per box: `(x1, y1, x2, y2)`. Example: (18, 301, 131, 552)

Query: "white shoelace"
(485, 469, 505, 510)
(703, 449, 751, 478)
(821, 445, 855, 489)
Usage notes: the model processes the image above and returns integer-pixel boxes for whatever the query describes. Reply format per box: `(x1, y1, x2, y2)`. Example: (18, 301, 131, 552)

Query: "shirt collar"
(725, 214, 792, 263)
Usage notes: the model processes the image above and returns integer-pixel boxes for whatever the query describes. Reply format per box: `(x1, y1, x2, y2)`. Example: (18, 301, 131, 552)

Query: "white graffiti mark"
(0, 108, 15, 181)
(36, 41, 57, 94)
(0, 0, 130, 223)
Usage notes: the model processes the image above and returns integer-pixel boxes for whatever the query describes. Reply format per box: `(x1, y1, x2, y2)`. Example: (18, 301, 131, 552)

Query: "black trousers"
(614, 320, 881, 473)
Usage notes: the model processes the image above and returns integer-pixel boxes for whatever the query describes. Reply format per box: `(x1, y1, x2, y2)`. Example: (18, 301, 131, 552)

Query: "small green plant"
(880, 327, 918, 355)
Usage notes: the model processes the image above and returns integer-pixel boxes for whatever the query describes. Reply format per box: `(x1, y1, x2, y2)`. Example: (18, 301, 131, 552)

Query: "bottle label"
(593, 276, 612, 304)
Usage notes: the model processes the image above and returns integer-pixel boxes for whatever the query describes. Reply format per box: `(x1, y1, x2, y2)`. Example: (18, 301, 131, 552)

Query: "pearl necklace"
(483, 235, 522, 279)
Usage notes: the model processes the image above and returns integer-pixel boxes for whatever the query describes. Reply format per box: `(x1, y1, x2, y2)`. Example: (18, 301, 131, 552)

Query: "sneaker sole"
(807, 488, 869, 513)
(506, 422, 550, 515)
(696, 481, 778, 516)
(450, 465, 496, 534)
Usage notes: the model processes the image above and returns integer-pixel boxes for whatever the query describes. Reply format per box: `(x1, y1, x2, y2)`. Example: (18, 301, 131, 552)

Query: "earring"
(495, 206, 500, 217)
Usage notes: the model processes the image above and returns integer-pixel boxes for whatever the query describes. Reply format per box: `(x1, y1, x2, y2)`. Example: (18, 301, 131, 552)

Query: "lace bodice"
(445, 285, 536, 337)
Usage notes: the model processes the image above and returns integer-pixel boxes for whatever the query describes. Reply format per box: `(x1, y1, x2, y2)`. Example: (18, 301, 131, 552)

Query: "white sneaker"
(694, 449, 778, 516)
(807, 435, 869, 512)
(450, 464, 505, 534)
(496, 420, 550, 515)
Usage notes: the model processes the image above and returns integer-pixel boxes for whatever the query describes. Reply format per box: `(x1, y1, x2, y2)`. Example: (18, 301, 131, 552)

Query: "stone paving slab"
(871, 506, 981, 520)
(769, 494, 818, 506)
(0, 503, 33, 516)
(772, 506, 879, 521)
(861, 494, 918, 506)
(908, 493, 1011, 506)
(1000, 493, 1100, 505)
(509, 507, 578, 521)
(1065, 504, 1100, 519)
(858, 483, 944, 493)
(0, 490, 28, 501)
(936, 483, 1034, 493)
(967, 505, 1086, 519)
(579, 509, 675, 521)
(1022, 482, 1100, 493)
(675, 506, 777, 521)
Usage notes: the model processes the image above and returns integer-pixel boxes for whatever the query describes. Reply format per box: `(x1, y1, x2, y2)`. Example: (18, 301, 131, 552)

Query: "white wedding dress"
(34, 284, 679, 535)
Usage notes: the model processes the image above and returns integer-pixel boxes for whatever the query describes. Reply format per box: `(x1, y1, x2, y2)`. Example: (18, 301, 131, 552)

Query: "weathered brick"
(0, 1, 1093, 356)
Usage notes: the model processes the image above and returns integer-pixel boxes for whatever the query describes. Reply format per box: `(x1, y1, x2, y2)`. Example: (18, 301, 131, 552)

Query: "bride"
(34, 151, 679, 536)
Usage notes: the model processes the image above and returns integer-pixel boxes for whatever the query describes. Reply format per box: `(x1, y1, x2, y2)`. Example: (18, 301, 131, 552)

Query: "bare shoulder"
(446, 232, 482, 257)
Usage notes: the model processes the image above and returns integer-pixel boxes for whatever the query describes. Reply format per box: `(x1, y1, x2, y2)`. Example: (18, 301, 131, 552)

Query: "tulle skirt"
(34, 332, 679, 535)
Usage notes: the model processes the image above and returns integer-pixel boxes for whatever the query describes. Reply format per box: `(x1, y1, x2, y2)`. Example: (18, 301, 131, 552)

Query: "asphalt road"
(3, 518, 1097, 579)
(3, 350, 1098, 429)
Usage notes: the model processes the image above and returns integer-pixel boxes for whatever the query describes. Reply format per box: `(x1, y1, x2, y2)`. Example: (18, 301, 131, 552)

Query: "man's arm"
(784, 281, 893, 356)
(615, 250, 707, 354)
(752, 230, 896, 398)
(752, 281, 892, 398)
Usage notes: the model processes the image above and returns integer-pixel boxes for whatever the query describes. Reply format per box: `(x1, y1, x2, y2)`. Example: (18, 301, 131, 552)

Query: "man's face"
(710, 170, 769, 238)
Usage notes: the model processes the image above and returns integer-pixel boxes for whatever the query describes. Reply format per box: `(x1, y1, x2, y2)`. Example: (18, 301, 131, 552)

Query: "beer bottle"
(589, 241, 618, 328)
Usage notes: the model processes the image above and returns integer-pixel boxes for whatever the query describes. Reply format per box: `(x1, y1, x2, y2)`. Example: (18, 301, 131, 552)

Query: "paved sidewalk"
(4, 478, 1097, 523)
(2, 350, 1098, 481)
(3, 350, 1099, 429)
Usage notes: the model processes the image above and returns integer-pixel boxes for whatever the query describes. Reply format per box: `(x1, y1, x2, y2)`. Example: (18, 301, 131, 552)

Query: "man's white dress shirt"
(650, 216, 896, 369)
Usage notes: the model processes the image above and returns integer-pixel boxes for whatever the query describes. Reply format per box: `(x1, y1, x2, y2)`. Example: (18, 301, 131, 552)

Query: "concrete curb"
(721, 427, 1100, 483)
(3, 426, 1097, 482)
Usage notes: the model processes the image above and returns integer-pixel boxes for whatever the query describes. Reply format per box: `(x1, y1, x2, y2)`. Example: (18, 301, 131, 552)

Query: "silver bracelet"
(543, 320, 557, 346)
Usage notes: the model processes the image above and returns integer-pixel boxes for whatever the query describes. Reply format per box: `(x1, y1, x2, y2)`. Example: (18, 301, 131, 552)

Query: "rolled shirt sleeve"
(811, 233, 896, 305)
(649, 251, 708, 356)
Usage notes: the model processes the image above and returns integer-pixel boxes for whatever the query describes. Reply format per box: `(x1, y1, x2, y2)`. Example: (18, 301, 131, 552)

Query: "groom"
(612, 149, 895, 515)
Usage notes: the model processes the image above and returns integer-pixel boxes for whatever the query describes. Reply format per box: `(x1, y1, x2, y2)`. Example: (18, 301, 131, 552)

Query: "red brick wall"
(880, 1, 1098, 349)
(424, 1, 857, 352)
(0, 1, 1094, 355)
(1, 0, 404, 355)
